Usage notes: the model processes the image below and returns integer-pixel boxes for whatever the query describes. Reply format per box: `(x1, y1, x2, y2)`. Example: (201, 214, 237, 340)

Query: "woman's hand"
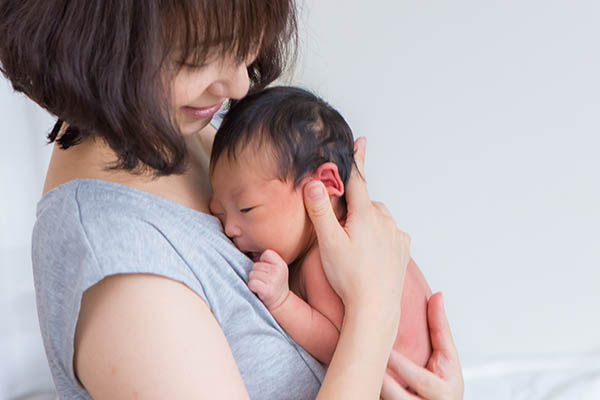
(307, 136, 413, 399)
(381, 292, 464, 400)
(302, 137, 410, 317)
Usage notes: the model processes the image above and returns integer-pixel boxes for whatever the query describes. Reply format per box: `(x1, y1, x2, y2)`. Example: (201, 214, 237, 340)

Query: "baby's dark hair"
(210, 86, 356, 192)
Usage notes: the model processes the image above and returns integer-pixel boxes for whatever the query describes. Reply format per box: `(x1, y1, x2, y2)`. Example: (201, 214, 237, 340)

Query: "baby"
(209, 86, 432, 380)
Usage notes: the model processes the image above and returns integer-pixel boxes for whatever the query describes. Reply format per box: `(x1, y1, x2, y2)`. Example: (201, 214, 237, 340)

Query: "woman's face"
(170, 54, 254, 135)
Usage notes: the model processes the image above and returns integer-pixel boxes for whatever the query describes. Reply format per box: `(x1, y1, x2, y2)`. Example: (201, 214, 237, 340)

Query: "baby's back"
(393, 259, 433, 381)
(297, 249, 432, 380)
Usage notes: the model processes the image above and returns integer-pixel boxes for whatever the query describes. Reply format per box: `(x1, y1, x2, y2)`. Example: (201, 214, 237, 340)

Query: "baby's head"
(209, 86, 355, 264)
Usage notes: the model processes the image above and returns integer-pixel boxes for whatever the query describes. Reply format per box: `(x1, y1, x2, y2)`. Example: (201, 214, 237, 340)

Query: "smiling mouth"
(182, 102, 223, 119)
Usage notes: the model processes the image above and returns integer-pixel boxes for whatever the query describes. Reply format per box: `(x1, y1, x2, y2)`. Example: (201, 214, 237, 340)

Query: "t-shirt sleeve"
(79, 210, 209, 303)
(32, 191, 211, 398)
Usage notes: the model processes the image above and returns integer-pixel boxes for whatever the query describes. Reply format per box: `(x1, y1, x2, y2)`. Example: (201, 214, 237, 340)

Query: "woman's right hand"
(381, 292, 465, 400)
(302, 137, 410, 318)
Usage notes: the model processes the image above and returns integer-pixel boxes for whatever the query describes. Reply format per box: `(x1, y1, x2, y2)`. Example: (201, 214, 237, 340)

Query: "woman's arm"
(75, 274, 250, 399)
(304, 137, 412, 399)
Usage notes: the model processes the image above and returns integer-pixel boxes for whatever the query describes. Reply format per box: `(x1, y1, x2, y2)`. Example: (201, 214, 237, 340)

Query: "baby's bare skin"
(253, 243, 432, 380)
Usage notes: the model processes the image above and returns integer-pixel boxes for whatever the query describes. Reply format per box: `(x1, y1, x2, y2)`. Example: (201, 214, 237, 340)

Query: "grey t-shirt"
(32, 177, 324, 399)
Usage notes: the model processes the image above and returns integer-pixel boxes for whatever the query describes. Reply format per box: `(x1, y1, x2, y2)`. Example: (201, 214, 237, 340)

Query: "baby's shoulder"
(298, 245, 345, 329)
(299, 246, 334, 293)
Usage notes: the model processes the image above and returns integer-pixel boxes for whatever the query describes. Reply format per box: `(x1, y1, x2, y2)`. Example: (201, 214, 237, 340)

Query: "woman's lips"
(182, 102, 223, 119)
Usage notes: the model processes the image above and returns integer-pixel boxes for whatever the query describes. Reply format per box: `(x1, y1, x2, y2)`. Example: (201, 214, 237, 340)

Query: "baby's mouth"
(245, 251, 261, 262)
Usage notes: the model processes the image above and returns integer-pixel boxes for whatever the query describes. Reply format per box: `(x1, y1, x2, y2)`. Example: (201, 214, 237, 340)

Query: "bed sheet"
(464, 353, 600, 400)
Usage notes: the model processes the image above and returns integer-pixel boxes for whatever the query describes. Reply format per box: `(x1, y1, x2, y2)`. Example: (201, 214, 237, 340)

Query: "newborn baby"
(209, 87, 432, 382)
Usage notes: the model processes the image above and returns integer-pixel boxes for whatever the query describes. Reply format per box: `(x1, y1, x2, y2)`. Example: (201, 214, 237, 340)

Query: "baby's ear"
(311, 162, 344, 197)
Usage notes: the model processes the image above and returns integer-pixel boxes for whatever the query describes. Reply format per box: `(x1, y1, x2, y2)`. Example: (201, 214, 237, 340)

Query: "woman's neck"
(43, 124, 218, 214)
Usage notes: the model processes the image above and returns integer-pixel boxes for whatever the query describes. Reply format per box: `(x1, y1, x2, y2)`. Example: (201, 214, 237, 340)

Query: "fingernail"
(308, 182, 324, 199)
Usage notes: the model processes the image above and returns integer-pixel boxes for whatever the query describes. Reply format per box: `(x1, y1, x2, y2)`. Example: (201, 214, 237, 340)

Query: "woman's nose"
(209, 62, 250, 100)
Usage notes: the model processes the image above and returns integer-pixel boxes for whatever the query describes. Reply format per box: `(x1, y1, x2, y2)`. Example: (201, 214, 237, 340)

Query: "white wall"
(0, 76, 54, 398)
(295, 0, 600, 365)
(1, 0, 599, 397)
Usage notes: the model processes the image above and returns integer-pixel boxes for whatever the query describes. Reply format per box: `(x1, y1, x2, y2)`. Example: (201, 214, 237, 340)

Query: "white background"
(294, 0, 600, 364)
(1, 0, 599, 398)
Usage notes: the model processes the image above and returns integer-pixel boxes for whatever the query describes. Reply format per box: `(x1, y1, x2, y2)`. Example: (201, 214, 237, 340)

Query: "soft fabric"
(32, 177, 324, 399)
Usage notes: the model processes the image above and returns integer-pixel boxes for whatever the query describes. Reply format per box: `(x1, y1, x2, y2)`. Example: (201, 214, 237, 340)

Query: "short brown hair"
(0, 1, 297, 175)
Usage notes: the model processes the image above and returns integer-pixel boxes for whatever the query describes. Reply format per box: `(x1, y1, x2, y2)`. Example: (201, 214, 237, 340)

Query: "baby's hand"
(248, 249, 290, 311)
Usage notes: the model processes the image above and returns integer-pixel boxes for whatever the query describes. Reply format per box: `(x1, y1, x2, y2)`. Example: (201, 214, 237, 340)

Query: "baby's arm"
(247, 249, 340, 364)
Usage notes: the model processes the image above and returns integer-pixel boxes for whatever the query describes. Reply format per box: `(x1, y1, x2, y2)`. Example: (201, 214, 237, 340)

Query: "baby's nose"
(224, 219, 242, 238)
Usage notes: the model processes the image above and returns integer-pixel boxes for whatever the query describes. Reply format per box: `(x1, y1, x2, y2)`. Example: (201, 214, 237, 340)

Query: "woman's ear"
(311, 162, 344, 197)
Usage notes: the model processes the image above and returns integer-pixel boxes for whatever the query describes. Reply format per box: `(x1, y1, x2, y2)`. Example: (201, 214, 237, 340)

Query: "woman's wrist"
(343, 300, 400, 354)
(343, 290, 403, 339)
(317, 302, 399, 399)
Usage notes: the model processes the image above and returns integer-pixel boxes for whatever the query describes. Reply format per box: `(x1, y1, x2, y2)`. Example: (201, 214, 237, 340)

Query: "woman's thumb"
(303, 180, 344, 245)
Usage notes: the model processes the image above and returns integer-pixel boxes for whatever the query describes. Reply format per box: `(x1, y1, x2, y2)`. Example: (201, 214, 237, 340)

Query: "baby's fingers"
(260, 249, 287, 266)
(247, 277, 268, 295)
(248, 269, 271, 283)
(251, 263, 270, 273)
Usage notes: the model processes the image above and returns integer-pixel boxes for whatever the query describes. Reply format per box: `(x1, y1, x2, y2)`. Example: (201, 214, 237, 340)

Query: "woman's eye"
(240, 207, 254, 214)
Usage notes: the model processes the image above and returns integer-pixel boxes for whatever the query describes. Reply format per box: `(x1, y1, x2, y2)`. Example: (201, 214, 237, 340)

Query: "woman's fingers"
(303, 180, 345, 245)
(427, 293, 459, 365)
(345, 137, 372, 217)
(386, 294, 464, 400)
(426, 293, 464, 399)
(381, 373, 420, 400)
(353, 137, 367, 177)
(387, 350, 446, 399)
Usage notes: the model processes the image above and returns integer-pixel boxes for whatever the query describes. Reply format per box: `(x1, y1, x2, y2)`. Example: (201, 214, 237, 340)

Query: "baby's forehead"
(217, 143, 280, 175)
(214, 150, 294, 186)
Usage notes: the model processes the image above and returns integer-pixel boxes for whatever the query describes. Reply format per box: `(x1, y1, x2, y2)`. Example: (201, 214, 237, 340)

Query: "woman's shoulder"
(37, 178, 220, 227)
(32, 177, 222, 315)
(35, 178, 224, 255)
(33, 178, 244, 300)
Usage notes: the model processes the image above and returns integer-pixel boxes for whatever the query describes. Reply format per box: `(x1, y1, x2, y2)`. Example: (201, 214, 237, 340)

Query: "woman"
(0, 1, 463, 398)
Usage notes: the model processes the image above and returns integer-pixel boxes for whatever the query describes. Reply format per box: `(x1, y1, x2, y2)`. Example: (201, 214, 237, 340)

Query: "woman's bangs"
(164, 0, 282, 68)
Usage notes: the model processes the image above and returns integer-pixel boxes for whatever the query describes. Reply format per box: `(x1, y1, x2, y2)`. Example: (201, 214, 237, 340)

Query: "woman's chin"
(178, 116, 213, 136)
